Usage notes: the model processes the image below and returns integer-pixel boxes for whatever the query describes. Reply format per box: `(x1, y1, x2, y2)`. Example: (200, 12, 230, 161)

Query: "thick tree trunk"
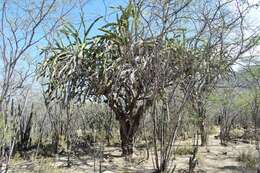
(119, 120, 134, 156)
(195, 99, 208, 146)
(112, 103, 147, 156)
(0, 100, 2, 114)
(200, 120, 207, 146)
(52, 132, 59, 154)
(199, 111, 207, 146)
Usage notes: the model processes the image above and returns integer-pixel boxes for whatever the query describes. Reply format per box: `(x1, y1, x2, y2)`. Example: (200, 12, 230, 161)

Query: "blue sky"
(3, 0, 260, 65)
(1, 0, 260, 85)
(81, 0, 260, 71)
(68, 0, 128, 37)
(1, 0, 129, 72)
(0, 0, 129, 93)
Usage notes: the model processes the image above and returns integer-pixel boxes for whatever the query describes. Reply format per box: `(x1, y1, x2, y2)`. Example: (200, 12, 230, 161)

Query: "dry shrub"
(237, 150, 257, 168)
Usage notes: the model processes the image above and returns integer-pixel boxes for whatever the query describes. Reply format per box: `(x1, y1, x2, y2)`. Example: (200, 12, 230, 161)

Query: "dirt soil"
(6, 135, 259, 173)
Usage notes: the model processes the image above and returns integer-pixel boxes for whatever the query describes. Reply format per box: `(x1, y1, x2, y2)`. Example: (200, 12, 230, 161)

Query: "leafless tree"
(0, 0, 80, 169)
(241, 64, 260, 172)
(0, 0, 78, 117)
(179, 0, 260, 146)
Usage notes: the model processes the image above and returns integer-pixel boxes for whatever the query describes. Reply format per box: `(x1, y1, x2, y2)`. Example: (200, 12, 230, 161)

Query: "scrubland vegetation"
(0, 0, 260, 172)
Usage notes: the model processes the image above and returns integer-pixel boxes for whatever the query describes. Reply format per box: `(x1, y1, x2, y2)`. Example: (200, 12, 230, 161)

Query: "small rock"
(102, 171, 114, 173)
(222, 152, 227, 155)
(241, 140, 250, 144)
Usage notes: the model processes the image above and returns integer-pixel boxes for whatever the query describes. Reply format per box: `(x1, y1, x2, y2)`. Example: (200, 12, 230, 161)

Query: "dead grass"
(237, 150, 258, 169)
(175, 146, 194, 155)
(6, 134, 259, 173)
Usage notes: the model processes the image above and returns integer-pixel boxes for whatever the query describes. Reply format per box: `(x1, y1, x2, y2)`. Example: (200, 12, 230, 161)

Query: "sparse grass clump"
(175, 146, 194, 155)
(208, 125, 218, 135)
(237, 150, 258, 168)
(36, 158, 63, 173)
(230, 128, 244, 139)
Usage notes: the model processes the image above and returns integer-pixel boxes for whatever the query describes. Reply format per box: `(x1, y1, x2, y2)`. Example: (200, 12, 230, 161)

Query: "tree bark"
(119, 119, 134, 156)
(112, 101, 148, 156)
(194, 98, 208, 146)
(198, 107, 207, 146)
(200, 118, 207, 146)
(52, 132, 59, 154)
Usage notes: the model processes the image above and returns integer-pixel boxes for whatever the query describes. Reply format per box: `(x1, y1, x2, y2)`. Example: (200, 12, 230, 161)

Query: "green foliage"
(38, 2, 192, 112)
(39, 15, 103, 100)
(208, 125, 218, 135)
(175, 146, 194, 155)
(208, 88, 251, 116)
(0, 114, 12, 143)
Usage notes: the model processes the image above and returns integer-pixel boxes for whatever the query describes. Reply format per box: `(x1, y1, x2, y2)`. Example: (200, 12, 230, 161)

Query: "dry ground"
(4, 135, 259, 173)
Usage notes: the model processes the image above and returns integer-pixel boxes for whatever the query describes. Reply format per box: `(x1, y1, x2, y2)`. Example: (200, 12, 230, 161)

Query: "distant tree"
(240, 65, 260, 172)
(180, 0, 260, 146)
